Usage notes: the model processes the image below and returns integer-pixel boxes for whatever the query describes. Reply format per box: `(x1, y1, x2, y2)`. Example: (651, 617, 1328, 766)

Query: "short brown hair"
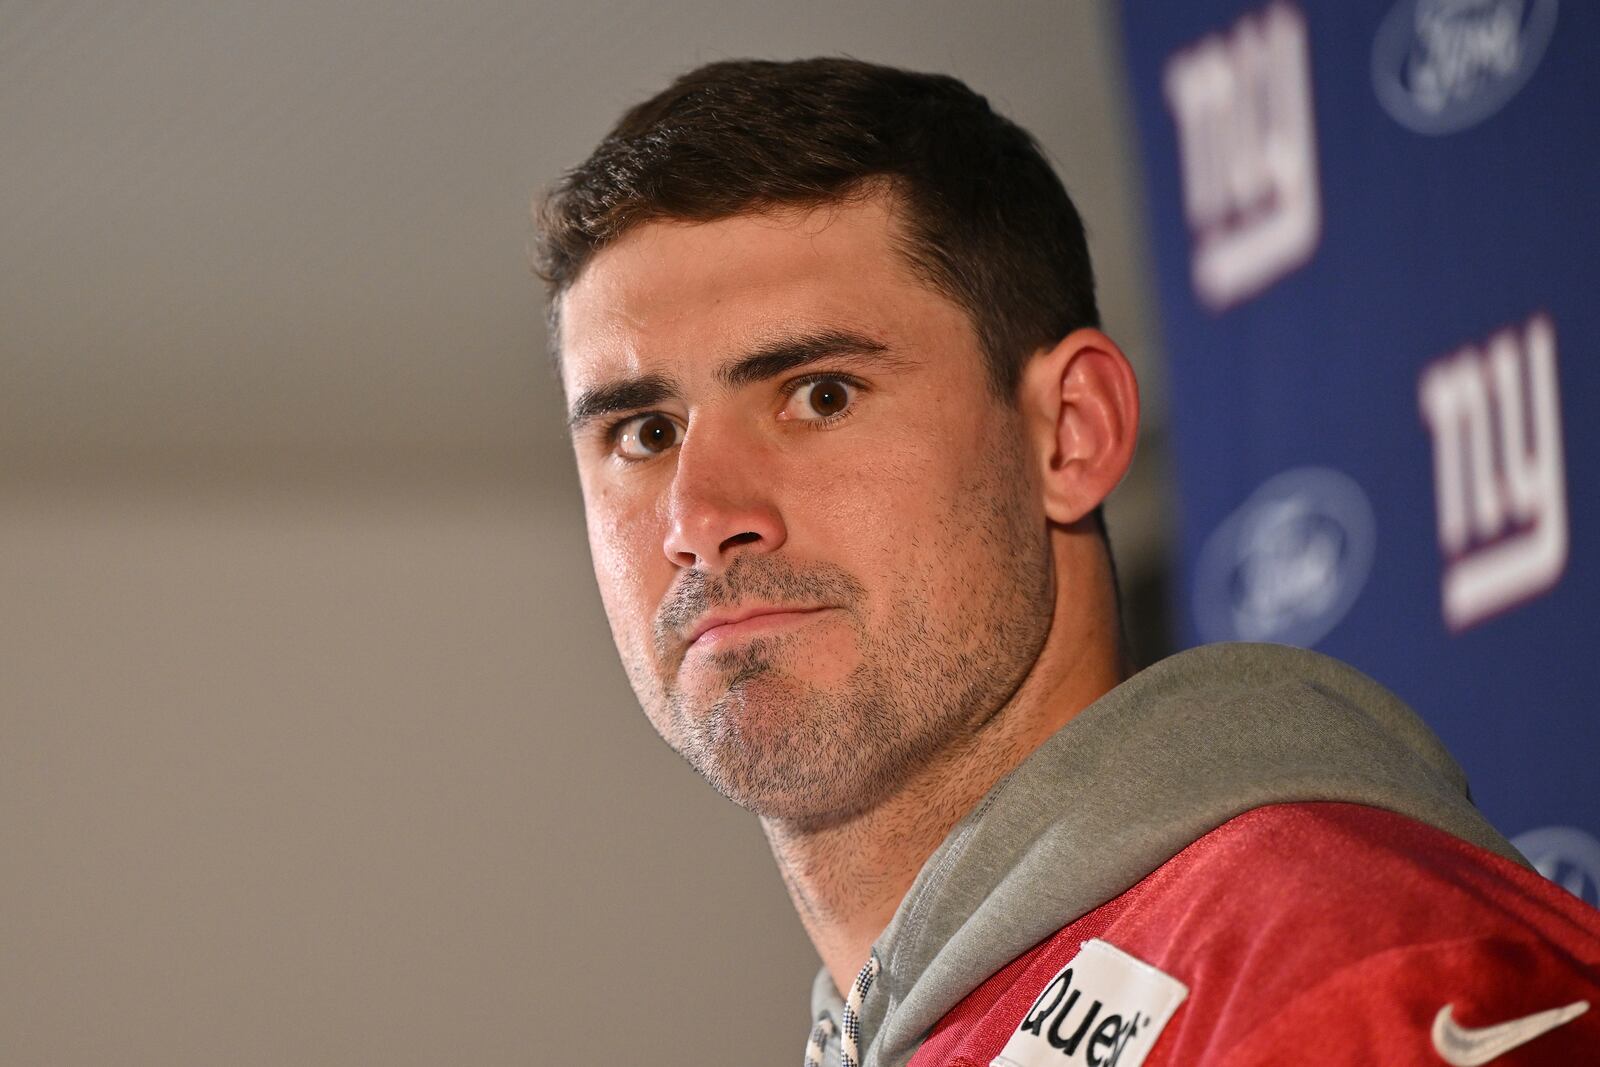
(533, 57, 1100, 397)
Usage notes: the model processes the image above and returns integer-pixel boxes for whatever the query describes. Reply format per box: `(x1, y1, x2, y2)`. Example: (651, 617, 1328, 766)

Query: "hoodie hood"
(807, 642, 1525, 1067)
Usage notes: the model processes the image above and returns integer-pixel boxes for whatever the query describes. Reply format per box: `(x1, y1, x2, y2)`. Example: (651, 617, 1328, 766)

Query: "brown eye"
(615, 413, 680, 459)
(792, 377, 855, 420)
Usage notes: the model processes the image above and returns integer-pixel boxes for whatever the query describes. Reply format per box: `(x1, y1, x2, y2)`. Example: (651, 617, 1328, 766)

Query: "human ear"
(1018, 328, 1140, 525)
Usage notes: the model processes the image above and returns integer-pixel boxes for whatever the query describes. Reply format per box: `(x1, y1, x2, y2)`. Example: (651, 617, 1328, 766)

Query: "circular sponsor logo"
(1372, 0, 1559, 135)
(1510, 826, 1600, 906)
(1193, 467, 1376, 647)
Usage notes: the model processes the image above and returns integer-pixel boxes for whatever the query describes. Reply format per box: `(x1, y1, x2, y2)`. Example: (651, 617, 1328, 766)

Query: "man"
(535, 58, 1600, 1066)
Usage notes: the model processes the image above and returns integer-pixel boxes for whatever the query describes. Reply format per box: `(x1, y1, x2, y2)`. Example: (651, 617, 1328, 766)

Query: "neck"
(761, 529, 1128, 993)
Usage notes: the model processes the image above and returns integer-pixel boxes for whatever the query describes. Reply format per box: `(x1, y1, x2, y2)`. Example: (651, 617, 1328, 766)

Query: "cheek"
(826, 410, 1035, 600)
(782, 434, 957, 603)
(583, 486, 669, 643)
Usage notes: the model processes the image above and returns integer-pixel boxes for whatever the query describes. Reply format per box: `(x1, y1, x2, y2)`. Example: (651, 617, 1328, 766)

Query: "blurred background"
(2, 3, 1167, 1064)
(6, 1, 1595, 1065)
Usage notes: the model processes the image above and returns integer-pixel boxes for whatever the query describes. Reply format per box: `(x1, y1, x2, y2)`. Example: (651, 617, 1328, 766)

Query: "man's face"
(560, 195, 1055, 829)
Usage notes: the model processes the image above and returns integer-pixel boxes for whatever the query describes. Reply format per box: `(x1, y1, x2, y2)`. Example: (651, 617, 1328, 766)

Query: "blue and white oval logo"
(1372, 0, 1559, 135)
(1510, 826, 1600, 907)
(1193, 467, 1376, 647)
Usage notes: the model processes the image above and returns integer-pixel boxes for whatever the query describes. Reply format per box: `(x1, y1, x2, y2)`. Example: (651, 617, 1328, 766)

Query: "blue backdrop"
(1117, 0, 1597, 901)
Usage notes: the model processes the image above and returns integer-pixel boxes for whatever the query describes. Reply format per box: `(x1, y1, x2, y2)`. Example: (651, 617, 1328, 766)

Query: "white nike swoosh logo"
(1431, 1000, 1589, 1066)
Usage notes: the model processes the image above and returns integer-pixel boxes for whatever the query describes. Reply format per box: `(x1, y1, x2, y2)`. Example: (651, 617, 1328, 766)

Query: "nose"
(662, 424, 786, 571)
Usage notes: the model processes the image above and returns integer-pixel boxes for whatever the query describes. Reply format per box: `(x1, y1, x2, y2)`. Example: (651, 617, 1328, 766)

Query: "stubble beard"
(621, 451, 1053, 832)
(640, 555, 913, 829)
(677, 612, 969, 831)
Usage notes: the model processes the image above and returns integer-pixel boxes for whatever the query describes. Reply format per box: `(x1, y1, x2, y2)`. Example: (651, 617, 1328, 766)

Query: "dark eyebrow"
(567, 373, 677, 432)
(717, 329, 895, 388)
(566, 329, 899, 433)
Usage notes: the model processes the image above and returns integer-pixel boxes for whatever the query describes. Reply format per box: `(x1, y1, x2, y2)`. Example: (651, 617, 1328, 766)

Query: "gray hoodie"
(805, 642, 1526, 1067)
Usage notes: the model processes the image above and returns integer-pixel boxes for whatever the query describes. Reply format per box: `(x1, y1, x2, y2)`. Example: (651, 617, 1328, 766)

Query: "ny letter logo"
(1164, 1, 1321, 311)
(1418, 314, 1568, 631)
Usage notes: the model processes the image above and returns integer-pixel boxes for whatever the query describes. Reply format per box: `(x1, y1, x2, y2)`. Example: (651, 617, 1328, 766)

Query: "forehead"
(557, 196, 974, 394)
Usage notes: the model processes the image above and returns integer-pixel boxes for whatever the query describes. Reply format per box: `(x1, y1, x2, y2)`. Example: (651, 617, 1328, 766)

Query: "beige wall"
(1, 3, 1168, 1063)
(4, 477, 818, 1062)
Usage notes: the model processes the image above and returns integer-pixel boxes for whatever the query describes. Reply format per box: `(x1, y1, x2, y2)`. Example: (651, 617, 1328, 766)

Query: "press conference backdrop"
(1117, 0, 1598, 901)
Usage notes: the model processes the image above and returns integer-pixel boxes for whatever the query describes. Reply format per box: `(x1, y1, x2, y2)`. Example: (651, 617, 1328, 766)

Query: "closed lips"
(688, 606, 829, 646)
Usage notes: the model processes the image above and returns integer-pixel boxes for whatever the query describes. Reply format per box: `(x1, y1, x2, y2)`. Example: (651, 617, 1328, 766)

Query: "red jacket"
(909, 802, 1600, 1066)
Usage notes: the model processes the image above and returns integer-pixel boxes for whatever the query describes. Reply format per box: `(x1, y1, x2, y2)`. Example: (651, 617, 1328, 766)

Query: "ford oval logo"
(1510, 826, 1600, 906)
(1193, 467, 1376, 647)
(1372, 0, 1559, 135)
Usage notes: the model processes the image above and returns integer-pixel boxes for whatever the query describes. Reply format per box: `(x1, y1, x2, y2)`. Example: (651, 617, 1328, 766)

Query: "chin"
(672, 675, 829, 806)
(681, 677, 906, 829)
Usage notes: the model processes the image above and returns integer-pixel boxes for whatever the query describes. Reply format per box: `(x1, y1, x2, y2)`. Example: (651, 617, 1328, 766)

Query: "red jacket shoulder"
(912, 802, 1600, 1066)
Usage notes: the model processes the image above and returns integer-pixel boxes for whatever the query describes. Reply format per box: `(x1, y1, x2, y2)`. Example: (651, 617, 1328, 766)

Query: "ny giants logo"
(1163, 2, 1321, 311)
(1417, 313, 1568, 630)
